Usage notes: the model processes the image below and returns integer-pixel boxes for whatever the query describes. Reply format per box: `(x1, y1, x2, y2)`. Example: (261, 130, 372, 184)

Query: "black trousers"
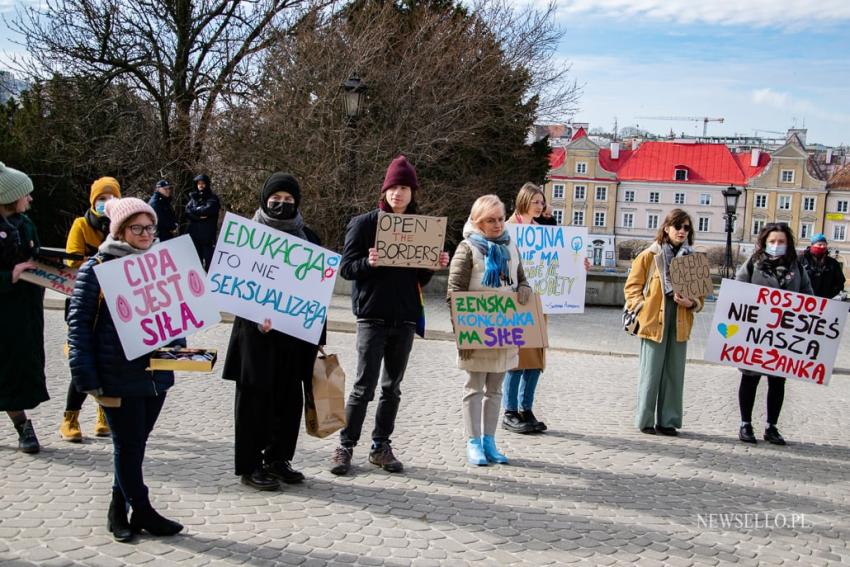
(234, 379, 306, 476)
(339, 321, 415, 449)
(738, 372, 786, 425)
(103, 394, 166, 509)
(193, 240, 215, 271)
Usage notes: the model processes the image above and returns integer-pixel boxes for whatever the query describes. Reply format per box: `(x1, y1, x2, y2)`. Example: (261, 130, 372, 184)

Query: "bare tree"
(10, 0, 322, 190)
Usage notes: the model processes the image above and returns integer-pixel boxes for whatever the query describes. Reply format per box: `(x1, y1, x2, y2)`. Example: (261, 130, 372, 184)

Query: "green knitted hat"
(0, 162, 34, 205)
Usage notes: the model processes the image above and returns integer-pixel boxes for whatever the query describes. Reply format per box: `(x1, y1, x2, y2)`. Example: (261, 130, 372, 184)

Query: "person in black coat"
(68, 197, 184, 543)
(185, 174, 221, 270)
(799, 233, 845, 299)
(329, 155, 449, 476)
(0, 163, 46, 454)
(222, 172, 326, 491)
(148, 179, 179, 242)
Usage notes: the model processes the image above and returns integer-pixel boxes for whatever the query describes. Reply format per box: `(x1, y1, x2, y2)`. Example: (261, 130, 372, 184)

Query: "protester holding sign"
(624, 209, 703, 437)
(799, 233, 845, 300)
(68, 198, 184, 542)
(447, 194, 532, 465)
(0, 163, 47, 454)
(222, 173, 326, 491)
(60, 176, 121, 442)
(329, 155, 449, 476)
(735, 223, 813, 445)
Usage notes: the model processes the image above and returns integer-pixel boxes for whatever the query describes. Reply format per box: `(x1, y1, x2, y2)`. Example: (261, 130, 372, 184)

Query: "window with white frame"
(803, 196, 816, 212)
(780, 170, 795, 183)
(649, 191, 660, 204)
(572, 210, 584, 226)
(700, 193, 712, 206)
(778, 195, 792, 210)
(623, 212, 634, 228)
(552, 210, 563, 225)
(800, 223, 813, 240)
(674, 193, 685, 205)
(647, 214, 659, 230)
(834, 224, 847, 241)
(595, 186, 607, 201)
(837, 200, 848, 213)
(698, 216, 710, 232)
(674, 169, 688, 181)
(752, 219, 765, 235)
(755, 194, 768, 208)
(624, 190, 635, 202)
(552, 184, 564, 200)
(574, 185, 586, 200)
(594, 212, 606, 227)
(576, 162, 588, 174)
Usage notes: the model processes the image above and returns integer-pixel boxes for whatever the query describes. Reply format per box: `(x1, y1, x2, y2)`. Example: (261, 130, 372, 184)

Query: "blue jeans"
(502, 369, 542, 412)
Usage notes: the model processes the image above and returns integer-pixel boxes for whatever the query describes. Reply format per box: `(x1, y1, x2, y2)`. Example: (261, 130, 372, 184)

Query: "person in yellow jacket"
(59, 177, 121, 441)
(624, 209, 704, 436)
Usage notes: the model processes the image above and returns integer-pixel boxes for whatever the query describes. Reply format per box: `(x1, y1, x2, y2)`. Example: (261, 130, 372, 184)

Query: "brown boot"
(59, 410, 83, 442)
(94, 405, 111, 437)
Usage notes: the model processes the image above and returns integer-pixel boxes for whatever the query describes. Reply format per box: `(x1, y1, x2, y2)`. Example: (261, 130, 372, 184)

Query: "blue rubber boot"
(466, 438, 488, 466)
(481, 435, 508, 464)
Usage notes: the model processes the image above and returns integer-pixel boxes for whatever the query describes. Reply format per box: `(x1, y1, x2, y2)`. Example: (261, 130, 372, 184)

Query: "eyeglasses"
(672, 223, 691, 231)
(128, 224, 157, 236)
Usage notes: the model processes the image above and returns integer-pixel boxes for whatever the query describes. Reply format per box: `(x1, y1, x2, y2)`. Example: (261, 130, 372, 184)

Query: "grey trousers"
(463, 371, 503, 438)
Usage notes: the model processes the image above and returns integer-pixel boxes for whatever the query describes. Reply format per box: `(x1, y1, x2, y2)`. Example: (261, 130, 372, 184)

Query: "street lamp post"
(340, 73, 367, 245)
(722, 185, 742, 278)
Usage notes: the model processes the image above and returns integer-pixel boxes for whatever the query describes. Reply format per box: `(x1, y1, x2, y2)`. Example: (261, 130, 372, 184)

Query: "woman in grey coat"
(735, 223, 812, 446)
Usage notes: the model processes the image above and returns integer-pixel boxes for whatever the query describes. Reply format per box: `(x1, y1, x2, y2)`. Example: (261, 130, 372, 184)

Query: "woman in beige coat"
(447, 195, 532, 465)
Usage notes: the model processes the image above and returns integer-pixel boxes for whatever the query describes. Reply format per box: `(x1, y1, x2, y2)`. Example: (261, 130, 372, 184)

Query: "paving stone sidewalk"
(1, 310, 849, 566)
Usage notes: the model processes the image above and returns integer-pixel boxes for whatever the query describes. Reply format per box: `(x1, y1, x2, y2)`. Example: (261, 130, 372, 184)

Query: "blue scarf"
(467, 231, 512, 288)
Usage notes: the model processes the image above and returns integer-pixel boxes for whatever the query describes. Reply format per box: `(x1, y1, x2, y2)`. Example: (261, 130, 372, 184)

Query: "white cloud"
(559, 0, 850, 30)
(752, 88, 790, 109)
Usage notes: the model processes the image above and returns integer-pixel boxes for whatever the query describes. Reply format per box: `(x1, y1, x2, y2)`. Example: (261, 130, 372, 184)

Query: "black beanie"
(261, 172, 301, 213)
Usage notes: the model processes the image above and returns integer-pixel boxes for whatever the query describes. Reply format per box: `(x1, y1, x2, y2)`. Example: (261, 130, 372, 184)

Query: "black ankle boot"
(130, 504, 183, 536)
(15, 420, 39, 454)
(107, 488, 133, 542)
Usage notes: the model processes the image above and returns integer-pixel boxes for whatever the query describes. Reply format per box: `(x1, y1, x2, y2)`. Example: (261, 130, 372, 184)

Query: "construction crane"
(753, 129, 785, 137)
(635, 116, 725, 137)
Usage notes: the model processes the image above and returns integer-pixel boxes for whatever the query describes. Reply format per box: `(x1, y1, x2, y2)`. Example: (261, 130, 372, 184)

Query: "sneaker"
(502, 411, 535, 434)
(519, 410, 547, 432)
(764, 425, 786, 446)
(240, 469, 280, 491)
(368, 443, 404, 473)
(265, 460, 305, 484)
(640, 426, 656, 435)
(739, 423, 757, 444)
(655, 425, 678, 436)
(330, 446, 353, 476)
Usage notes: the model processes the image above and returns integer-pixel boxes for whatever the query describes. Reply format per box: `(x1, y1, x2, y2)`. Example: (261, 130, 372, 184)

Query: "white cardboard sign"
(94, 235, 221, 360)
(206, 212, 339, 344)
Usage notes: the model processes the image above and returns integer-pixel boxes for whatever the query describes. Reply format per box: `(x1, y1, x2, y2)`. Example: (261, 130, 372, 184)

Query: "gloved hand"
(517, 285, 532, 305)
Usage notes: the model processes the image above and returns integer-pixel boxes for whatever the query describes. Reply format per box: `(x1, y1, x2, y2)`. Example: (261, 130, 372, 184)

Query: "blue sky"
(551, 0, 850, 146)
(2, 0, 849, 146)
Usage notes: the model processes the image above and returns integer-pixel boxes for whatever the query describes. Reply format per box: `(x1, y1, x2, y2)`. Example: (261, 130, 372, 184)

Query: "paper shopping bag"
(305, 352, 347, 438)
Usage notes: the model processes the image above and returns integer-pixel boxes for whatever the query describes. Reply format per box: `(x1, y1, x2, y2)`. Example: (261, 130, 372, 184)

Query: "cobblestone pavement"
(1, 309, 849, 566)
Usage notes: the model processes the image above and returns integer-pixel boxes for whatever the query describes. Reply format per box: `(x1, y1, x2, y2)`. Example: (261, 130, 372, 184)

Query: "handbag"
(623, 257, 656, 336)
(304, 348, 347, 438)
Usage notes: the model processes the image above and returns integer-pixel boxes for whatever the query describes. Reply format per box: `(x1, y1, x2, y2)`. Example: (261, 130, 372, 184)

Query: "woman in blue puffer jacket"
(68, 197, 184, 543)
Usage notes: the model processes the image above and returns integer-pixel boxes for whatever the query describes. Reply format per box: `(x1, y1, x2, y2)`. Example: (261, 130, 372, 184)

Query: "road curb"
(44, 298, 850, 376)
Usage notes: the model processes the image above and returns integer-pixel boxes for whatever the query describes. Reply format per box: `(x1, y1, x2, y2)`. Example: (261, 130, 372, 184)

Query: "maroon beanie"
(381, 155, 419, 192)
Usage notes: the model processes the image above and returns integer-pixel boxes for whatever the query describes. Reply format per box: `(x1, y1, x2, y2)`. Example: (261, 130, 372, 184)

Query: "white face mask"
(766, 244, 786, 257)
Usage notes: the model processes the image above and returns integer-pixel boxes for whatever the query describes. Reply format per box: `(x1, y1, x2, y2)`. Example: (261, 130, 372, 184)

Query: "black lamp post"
(340, 73, 367, 244)
(722, 184, 742, 278)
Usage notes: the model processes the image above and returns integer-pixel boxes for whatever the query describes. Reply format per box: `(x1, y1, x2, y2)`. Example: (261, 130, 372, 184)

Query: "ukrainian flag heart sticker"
(717, 323, 739, 339)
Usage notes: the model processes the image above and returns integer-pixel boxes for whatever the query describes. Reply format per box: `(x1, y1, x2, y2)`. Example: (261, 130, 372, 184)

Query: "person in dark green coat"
(0, 163, 47, 453)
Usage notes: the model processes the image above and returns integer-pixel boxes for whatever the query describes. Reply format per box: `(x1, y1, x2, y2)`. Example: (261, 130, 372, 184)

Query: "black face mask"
(267, 201, 297, 220)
